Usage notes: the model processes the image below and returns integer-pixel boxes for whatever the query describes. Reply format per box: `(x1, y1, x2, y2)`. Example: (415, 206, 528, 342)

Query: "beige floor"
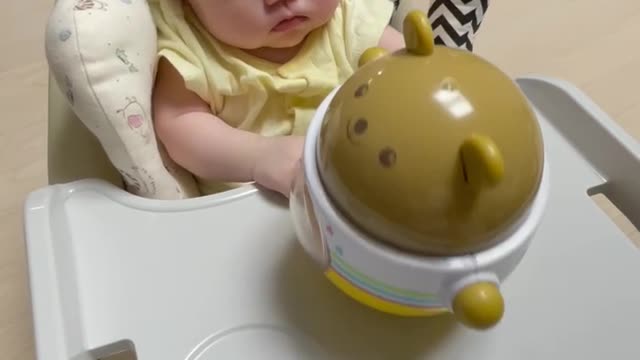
(1, 1, 639, 359)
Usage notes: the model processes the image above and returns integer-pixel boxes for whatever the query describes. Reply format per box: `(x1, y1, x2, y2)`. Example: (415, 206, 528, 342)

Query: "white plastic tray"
(24, 77, 640, 359)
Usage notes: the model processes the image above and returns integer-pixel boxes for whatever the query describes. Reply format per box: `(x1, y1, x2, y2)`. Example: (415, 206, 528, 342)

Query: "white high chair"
(25, 1, 640, 359)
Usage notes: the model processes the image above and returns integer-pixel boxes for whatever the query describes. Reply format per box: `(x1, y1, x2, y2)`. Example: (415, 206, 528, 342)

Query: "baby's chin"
(264, 28, 313, 49)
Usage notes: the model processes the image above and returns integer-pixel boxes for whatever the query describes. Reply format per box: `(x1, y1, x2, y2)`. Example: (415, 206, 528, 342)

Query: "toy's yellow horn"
(358, 47, 388, 68)
(403, 10, 435, 56)
(460, 134, 505, 188)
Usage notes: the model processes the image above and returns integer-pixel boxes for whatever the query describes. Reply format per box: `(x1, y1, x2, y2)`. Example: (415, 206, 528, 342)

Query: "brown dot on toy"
(379, 148, 397, 168)
(353, 118, 368, 135)
(354, 84, 369, 98)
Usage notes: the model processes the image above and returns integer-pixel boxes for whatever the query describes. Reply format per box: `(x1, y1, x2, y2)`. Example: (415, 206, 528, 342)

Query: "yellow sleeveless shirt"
(149, 0, 394, 194)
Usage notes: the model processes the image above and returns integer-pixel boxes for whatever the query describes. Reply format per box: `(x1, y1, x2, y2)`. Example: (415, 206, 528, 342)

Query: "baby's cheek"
(196, 6, 269, 49)
(312, 0, 341, 24)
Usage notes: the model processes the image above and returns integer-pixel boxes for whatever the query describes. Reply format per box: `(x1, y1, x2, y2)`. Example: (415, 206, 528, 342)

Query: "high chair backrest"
(44, 0, 487, 200)
(45, 0, 200, 200)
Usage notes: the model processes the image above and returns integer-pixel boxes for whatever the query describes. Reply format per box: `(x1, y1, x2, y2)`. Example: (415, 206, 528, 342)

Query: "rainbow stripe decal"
(329, 250, 442, 308)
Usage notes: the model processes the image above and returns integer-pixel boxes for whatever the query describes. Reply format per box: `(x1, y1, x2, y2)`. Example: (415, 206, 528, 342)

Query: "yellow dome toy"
(290, 10, 549, 330)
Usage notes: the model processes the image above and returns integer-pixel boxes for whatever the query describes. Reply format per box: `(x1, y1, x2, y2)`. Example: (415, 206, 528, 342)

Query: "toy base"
(325, 269, 448, 317)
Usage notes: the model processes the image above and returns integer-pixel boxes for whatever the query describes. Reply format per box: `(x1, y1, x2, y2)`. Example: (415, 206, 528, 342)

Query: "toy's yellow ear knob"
(452, 282, 504, 330)
(358, 47, 388, 68)
(403, 10, 434, 56)
(460, 134, 505, 188)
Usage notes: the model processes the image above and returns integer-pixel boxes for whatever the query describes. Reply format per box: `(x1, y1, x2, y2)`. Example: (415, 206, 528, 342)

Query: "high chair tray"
(24, 77, 640, 360)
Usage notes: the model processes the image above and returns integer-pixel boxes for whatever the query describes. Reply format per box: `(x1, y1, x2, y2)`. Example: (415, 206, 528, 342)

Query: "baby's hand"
(253, 135, 305, 198)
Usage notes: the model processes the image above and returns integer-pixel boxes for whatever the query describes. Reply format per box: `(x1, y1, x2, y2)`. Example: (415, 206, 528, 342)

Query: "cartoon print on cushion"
(118, 166, 157, 196)
(118, 168, 146, 194)
(116, 48, 139, 73)
(63, 75, 74, 105)
(58, 29, 72, 42)
(117, 97, 152, 144)
(74, 0, 108, 11)
(134, 166, 157, 195)
(163, 164, 184, 196)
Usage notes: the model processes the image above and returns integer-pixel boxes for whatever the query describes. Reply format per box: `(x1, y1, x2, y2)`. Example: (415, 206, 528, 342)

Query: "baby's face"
(187, 0, 340, 50)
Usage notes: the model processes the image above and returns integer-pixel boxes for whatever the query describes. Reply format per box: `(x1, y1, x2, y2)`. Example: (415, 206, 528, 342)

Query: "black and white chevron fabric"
(428, 0, 489, 51)
(391, 0, 489, 52)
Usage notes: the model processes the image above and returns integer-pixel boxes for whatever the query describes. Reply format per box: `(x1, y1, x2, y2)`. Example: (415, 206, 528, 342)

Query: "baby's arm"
(152, 58, 303, 196)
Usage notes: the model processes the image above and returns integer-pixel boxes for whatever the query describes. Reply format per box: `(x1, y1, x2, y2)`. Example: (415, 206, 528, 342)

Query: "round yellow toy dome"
(317, 11, 544, 256)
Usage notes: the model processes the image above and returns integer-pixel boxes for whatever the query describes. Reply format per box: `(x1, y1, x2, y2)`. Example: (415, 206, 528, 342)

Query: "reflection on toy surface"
(290, 163, 329, 269)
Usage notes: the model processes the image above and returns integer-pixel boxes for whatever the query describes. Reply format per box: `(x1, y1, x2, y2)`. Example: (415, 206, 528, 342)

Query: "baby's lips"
(271, 16, 308, 32)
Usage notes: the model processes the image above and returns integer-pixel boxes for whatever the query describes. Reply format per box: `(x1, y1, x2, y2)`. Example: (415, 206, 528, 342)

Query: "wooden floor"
(1, 0, 639, 358)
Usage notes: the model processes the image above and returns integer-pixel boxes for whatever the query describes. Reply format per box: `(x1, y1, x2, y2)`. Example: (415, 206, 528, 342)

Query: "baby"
(149, 0, 405, 197)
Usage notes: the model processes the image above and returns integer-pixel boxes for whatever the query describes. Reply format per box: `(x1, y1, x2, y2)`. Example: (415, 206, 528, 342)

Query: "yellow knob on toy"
(358, 47, 389, 67)
(452, 282, 504, 330)
(403, 10, 434, 55)
(460, 134, 505, 188)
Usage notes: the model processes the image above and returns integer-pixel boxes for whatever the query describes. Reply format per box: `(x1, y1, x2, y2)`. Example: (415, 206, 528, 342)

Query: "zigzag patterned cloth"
(393, 0, 489, 52)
